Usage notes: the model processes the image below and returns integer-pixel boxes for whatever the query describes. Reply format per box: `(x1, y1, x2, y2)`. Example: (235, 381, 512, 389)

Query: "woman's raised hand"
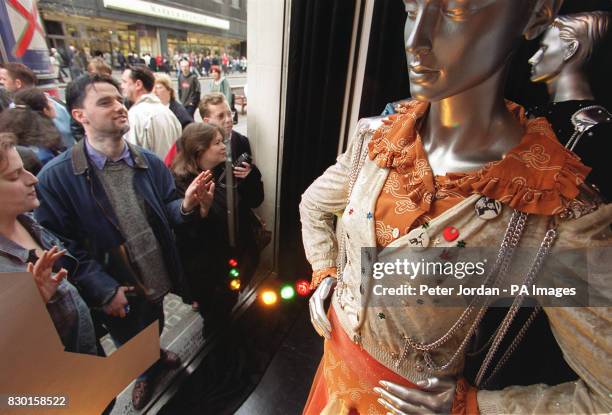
(198, 180, 215, 218)
(26, 246, 68, 304)
(183, 170, 213, 213)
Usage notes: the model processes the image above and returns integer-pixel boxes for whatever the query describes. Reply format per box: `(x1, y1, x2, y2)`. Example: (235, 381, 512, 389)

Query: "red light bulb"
(296, 279, 311, 297)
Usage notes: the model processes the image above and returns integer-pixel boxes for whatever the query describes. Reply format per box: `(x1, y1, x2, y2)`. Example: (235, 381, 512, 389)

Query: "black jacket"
(178, 72, 201, 108)
(169, 99, 194, 129)
(527, 100, 611, 200)
(229, 130, 264, 206)
(173, 131, 264, 304)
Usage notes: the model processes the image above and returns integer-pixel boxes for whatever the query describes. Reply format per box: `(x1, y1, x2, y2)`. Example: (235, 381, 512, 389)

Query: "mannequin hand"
(374, 377, 456, 415)
(308, 276, 336, 339)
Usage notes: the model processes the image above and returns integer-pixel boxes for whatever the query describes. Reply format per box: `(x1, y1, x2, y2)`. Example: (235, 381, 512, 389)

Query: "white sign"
(103, 0, 230, 30)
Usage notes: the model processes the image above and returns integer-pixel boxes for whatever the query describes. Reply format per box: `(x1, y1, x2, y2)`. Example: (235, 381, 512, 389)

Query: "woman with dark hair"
(172, 122, 263, 323)
(0, 88, 64, 165)
(0, 132, 96, 354)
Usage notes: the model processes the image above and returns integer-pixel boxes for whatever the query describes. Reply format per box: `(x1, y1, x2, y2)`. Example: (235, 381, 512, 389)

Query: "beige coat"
(300, 117, 612, 414)
(126, 93, 181, 159)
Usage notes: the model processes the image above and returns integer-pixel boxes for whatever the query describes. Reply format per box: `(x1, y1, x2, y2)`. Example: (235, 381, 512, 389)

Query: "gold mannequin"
(308, 0, 563, 412)
(404, 0, 562, 176)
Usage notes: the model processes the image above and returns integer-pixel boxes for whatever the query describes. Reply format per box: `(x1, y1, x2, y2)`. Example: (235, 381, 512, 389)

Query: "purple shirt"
(84, 138, 134, 170)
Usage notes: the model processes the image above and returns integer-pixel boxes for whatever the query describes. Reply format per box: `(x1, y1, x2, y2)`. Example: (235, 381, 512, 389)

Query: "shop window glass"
(44, 20, 63, 36)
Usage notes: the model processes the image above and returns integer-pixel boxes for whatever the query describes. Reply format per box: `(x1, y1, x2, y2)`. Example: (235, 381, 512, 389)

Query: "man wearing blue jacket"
(35, 73, 212, 410)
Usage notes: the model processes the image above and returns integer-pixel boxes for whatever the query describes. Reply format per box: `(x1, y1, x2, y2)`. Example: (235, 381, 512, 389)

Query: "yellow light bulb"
(261, 290, 278, 306)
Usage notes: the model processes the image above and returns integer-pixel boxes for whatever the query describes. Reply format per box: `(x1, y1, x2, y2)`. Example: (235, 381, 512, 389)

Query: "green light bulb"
(280, 285, 295, 300)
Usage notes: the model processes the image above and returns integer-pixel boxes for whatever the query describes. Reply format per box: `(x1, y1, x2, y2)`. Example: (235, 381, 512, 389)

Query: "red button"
(443, 226, 459, 242)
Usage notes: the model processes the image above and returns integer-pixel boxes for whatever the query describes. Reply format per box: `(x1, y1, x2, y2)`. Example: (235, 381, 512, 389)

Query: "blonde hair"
(87, 57, 112, 76)
(154, 73, 176, 101)
(198, 92, 227, 119)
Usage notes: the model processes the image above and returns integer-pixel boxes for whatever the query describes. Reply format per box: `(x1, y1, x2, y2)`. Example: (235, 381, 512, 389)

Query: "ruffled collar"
(368, 100, 591, 215)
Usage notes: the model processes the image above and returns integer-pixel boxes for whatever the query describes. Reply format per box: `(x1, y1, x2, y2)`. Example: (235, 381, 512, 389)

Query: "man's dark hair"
(65, 73, 121, 113)
(127, 65, 155, 92)
(0, 62, 36, 87)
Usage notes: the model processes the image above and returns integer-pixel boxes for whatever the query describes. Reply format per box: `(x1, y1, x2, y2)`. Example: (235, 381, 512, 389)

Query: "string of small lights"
(225, 257, 312, 306)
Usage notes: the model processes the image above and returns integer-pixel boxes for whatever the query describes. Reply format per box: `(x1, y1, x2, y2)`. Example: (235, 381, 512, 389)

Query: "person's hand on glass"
(197, 180, 215, 218)
(308, 276, 336, 339)
(374, 377, 457, 415)
(26, 246, 67, 304)
(233, 162, 252, 179)
(183, 170, 213, 213)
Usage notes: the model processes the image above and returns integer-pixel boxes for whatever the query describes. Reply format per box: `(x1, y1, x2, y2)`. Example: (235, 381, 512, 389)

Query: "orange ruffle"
(368, 100, 429, 174)
(367, 100, 590, 246)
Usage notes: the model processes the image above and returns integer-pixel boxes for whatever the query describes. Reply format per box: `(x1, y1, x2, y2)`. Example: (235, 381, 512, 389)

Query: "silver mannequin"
(309, 0, 562, 413)
(529, 11, 610, 103)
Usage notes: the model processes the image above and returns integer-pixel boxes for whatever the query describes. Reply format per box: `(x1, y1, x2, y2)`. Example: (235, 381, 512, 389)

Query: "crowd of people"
(0, 60, 263, 410)
(49, 46, 247, 83)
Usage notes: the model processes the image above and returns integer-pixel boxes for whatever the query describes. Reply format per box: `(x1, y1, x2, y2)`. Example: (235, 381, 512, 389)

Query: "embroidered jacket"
(300, 102, 612, 414)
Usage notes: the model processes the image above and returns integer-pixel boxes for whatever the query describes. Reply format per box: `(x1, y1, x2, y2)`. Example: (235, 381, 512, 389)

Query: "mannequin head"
(403, 0, 562, 102)
(529, 12, 610, 84)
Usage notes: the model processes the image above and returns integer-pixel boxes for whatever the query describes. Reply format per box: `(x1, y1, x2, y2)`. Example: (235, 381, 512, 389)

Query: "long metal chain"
(403, 211, 526, 353)
(418, 217, 557, 374)
(475, 227, 558, 386)
(479, 306, 542, 388)
(395, 211, 528, 372)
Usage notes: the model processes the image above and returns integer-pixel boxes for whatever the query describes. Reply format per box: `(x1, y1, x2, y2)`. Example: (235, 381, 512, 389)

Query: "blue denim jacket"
(35, 140, 193, 308)
(0, 214, 97, 354)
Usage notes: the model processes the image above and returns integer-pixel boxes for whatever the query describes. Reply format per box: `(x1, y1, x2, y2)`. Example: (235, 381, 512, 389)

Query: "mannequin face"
(528, 26, 566, 83)
(404, 0, 532, 101)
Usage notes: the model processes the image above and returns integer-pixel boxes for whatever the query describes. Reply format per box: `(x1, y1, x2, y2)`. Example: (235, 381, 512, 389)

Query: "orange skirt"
(302, 306, 416, 415)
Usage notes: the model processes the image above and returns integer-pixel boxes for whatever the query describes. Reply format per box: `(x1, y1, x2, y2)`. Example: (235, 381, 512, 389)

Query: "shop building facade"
(39, 0, 246, 59)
